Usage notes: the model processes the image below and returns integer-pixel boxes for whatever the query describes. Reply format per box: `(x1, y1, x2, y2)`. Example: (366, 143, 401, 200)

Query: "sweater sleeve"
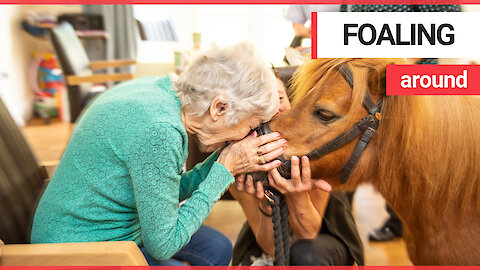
(124, 122, 234, 260)
(179, 151, 220, 202)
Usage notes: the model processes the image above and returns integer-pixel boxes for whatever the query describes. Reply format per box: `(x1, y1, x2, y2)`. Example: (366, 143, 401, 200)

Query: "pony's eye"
(314, 109, 338, 123)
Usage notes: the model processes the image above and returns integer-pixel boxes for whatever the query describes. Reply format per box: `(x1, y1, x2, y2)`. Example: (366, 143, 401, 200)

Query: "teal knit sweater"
(31, 76, 234, 260)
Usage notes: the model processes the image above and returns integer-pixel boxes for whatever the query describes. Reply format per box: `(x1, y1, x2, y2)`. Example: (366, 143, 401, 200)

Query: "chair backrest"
(136, 19, 178, 41)
(50, 22, 93, 122)
(50, 22, 92, 77)
(0, 98, 47, 244)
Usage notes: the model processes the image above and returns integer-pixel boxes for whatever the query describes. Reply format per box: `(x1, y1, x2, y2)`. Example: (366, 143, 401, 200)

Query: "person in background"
(31, 42, 286, 266)
(284, 5, 340, 40)
(231, 68, 364, 266)
(283, 5, 340, 62)
(274, 70, 291, 114)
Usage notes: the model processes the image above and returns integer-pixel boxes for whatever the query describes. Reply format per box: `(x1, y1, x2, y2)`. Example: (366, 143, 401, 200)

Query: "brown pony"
(269, 58, 480, 265)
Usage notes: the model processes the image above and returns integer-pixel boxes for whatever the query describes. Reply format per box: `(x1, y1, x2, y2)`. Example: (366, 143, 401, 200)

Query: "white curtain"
(84, 5, 138, 73)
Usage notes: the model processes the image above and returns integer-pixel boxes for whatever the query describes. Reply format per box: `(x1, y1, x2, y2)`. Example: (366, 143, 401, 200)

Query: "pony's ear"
(368, 63, 392, 97)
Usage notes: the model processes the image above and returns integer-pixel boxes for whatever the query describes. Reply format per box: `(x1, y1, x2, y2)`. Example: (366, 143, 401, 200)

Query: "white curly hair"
(173, 42, 279, 126)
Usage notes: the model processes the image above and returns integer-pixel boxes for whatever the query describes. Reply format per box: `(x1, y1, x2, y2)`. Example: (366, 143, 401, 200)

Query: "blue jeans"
(141, 225, 233, 266)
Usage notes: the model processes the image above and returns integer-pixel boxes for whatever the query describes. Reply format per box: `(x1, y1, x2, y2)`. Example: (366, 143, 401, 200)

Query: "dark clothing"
(290, 235, 354, 265)
(232, 191, 364, 266)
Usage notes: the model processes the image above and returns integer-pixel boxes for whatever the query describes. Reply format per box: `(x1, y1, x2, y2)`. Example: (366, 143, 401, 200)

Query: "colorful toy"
(30, 51, 69, 123)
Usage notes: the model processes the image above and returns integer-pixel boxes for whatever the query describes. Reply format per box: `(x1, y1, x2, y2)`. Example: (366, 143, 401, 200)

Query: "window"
(134, 5, 294, 65)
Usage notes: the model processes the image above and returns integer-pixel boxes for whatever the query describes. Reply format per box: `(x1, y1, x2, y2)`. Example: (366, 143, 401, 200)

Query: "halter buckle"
(264, 190, 274, 204)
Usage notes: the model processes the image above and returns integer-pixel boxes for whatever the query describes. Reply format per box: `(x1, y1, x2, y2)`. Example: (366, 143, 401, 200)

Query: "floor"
(21, 117, 411, 265)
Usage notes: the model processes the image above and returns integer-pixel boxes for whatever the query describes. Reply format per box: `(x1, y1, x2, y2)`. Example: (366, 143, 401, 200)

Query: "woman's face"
(277, 78, 291, 114)
(194, 80, 287, 153)
(197, 113, 262, 152)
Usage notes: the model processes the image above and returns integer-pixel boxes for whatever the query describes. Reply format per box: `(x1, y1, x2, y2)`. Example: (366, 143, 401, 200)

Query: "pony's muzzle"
(251, 122, 292, 180)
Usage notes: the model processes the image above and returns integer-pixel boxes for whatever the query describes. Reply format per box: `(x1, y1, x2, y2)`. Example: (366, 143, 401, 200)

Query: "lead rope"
(248, 126, 291, 266)
(265, 189, 290, 266)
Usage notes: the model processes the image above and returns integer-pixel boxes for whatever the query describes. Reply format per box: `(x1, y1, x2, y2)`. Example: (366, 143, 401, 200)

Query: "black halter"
(256, 63, 383, 184)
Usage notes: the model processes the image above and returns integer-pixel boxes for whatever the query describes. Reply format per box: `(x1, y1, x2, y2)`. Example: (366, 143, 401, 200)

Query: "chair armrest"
(40, 160, 60, 168)
(66, 73, 133, 86)
(89, 59, 137, 70)
(0, 241, 148, 266)
(40, 161, 60, 180)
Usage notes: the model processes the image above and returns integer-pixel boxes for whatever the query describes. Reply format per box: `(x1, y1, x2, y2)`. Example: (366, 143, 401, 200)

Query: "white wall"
(0, 5, 81, 126)
(0, 5, 29, 125)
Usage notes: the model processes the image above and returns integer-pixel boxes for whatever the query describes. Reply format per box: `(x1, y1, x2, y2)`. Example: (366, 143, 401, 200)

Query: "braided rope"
(267, 190, 290, 266)
(270, 201, 284, 265)
(280, 196, 290, 263)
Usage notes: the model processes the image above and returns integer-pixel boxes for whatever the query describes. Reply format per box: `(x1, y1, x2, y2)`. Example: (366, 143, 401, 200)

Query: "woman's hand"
(218, 132, 287, 176)
(234, 174, 273, 218)
(230, 174, 275, 254)
(234, 174, 264, 200)
(267, 156, 331, 239)
(268, 156, 332, 194)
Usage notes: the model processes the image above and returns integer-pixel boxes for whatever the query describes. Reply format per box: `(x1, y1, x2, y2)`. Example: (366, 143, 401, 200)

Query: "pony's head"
(270, 58, 398, 189)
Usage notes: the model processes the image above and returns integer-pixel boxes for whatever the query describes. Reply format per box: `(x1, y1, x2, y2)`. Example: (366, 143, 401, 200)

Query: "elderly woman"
(31, 42, 286, 266)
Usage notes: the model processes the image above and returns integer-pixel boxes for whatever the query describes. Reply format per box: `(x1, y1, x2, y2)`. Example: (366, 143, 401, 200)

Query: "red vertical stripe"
(311, 11, 317, 59)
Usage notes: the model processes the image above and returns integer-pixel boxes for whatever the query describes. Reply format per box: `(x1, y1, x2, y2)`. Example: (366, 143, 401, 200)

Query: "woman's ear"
(209, 95, 228, 121)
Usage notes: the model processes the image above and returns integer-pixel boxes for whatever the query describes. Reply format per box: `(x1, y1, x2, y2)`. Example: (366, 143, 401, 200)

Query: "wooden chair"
(0, 97, 147, 266)
(50, 22, 136, 122)
(0, 241, 147, 266)
(136, 19, 178, 41)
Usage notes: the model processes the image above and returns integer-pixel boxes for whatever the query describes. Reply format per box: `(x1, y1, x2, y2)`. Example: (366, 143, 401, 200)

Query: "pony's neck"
(372, 95, 480, 229)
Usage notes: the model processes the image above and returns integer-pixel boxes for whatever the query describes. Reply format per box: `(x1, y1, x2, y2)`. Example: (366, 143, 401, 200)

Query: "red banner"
(387, 65, 480, 95)
(0, 0, 473, 4)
